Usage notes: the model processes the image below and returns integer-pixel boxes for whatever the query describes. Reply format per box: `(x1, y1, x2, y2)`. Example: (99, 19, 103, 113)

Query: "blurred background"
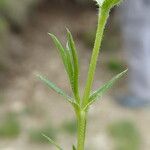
(0, 0, 150, 150)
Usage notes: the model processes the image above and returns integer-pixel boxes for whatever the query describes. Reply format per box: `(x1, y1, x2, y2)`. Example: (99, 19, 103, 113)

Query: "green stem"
(76, 7, 110, 150)
(82, 8, 109, 107)
(77, 110, 87, 150)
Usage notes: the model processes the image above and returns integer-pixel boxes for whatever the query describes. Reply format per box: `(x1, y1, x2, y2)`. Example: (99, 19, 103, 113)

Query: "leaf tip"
(35, 73, 42, 80)
(48, 32, 55, 38)
(123, 68, 128, 74)
(65, 26, 69, 32)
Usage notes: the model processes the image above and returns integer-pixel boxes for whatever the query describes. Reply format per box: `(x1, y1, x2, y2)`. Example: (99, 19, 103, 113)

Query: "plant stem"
(77, 7, 111, 150)
(82, 8, 109, 107)
(77, 110, 87, 150)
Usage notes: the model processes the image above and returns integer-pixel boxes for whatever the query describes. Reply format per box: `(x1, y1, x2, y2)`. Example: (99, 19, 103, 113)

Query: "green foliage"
(84, 69, 127, 110)
(37, 74, 71, 100)
(108, 120, 141, 150)
(0, 94, 4, 104)
(102, 0, 122, 10)
(48, 33, 69, 75)
(37, 0, 126, 149)
(0, 113, 21, 138)
(61, 120, 77, 135)
(42, 134, 63, 150)
(0, 17, 9, 39)
(66, 29, 80, 102)
(29, 125, 56, 144)
(90, 69, 127, 102)
(37, 75, 74, 103)
(48, 29, 80, 103)
(0, 0, 6, 9)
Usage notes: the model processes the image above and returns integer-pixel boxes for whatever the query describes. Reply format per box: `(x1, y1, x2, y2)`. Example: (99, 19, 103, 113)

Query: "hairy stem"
(77, 110, 87, 150)
(82, 8, 109, 107)
(76, 8, 110, 150)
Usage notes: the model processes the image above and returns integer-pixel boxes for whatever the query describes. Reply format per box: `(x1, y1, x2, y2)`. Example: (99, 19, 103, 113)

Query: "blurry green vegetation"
(107, 59, 126, 73)
(22, 105, 45, 117)
(108, 120, 141, 150)
(0, 94, 4, 104)
(0, 16, 8, 39)
(61, 119, 77, 135)
(0, 113, 21, 138)
(21, 107, 34, 116)
(0, 17, 8, 30)
(0, 0, 6, 9)
(29, 124, 56, 144)
(0, 61, 9, 73)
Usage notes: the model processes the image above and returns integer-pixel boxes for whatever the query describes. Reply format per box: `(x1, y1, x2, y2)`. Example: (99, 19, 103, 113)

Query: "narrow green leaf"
(83, 69, 128, 110)
(66, 28, 80, 101)
(72, 145, 76, 150)
(37, 74, 80, 109)
(65, 42, 75, 91)
(48, 33, 69, 74)
(37, 74, 71, 100)
(42, 133, 63, 150)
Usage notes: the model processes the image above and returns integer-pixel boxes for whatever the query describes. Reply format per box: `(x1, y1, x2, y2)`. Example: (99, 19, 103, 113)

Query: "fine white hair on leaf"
(94, 0, 105, 6)
(94, 0, 123, 10)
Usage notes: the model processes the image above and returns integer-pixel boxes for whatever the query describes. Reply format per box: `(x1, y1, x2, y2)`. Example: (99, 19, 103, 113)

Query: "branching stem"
(40, 2, 125, 150)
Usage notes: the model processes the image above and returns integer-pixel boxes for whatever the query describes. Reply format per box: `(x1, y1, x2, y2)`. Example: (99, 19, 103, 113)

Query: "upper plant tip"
(94, 0, 104, 5)
(94, 0, 123, 9)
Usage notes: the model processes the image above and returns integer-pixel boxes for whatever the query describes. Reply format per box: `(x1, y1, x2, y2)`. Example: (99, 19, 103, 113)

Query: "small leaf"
(72, 145, 76, 150)
(66, 42, 75, 91)
(66, 28, 80, 101)
(42, 133, 63, 150)
(37, 74, 71, 100)
(37, 74, 80, 109)
(48, 33, 69, 74)
(83, 69, 128, 110)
